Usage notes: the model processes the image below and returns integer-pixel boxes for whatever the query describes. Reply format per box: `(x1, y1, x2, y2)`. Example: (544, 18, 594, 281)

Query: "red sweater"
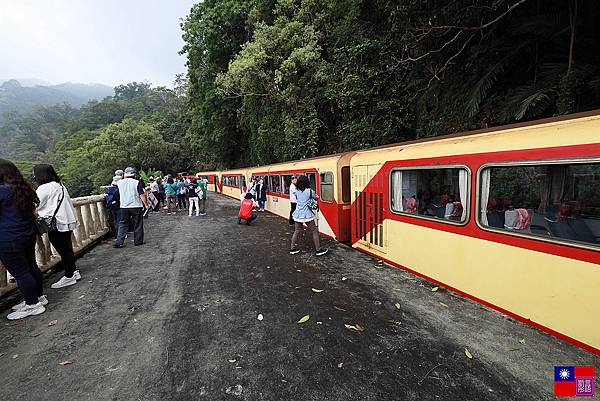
(239, 199, 254, 219)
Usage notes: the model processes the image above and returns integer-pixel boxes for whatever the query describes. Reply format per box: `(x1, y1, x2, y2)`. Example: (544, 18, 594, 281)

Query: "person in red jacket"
(238, 192, 258, 225)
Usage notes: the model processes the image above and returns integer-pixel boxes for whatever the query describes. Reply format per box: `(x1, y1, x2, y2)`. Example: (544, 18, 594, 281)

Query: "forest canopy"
(1, 0, 599, 197)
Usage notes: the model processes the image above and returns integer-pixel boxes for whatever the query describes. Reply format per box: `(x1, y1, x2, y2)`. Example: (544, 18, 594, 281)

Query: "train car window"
(341, 166, 351, 203)
(306, 173, 317, 192)
(390, 167, 469, 223)
(241, 175, 246, 189)
(269, 175, 282, 193)
(320, 172, 335, 202)
(282, 174, 293, 194)
(479, 161, 600, 248)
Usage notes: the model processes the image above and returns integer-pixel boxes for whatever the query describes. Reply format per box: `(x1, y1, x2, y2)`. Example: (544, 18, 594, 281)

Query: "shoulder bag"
(36, 184, 64, 234)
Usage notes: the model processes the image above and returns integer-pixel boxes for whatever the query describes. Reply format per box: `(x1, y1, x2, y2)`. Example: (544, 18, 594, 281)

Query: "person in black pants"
(0, 158, 47, 320)
(34, 164, 81, 289)
(114, 167, 148, 248)
(289, 175, 298, 225)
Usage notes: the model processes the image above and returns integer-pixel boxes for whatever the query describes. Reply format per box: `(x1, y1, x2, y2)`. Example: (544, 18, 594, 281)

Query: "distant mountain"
(0, 78, 53, 87)
(0, 79, 114, 121)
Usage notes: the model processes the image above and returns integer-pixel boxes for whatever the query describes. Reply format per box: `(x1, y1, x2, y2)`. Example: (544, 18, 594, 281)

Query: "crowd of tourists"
(0, 157, 326, 322)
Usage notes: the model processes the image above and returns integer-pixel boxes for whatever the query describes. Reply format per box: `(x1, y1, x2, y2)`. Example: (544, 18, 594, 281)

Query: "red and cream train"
(196, 111, 600, 354)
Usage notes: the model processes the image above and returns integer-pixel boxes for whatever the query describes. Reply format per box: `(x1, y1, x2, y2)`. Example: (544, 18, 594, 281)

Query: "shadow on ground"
(0, 194, 598, 401)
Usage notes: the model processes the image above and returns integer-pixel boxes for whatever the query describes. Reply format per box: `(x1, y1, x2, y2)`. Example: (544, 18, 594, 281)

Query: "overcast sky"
(0, 0, 198, 87)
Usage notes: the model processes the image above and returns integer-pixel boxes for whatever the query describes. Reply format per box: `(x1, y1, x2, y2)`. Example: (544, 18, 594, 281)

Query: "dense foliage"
(0, 81, 193, 196)
(181, 0, 600, 167)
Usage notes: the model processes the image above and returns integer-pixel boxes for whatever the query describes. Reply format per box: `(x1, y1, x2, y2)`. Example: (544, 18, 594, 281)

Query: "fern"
(515, 89, 553, 120)
(466, 61, 505, 117)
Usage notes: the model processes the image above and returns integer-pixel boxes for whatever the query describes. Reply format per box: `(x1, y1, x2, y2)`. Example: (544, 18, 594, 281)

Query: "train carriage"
(218, 169, 249, 200)
(350, 111, 600, 353)
(249, 153, 355, 241)
(195, 171, 220, 192)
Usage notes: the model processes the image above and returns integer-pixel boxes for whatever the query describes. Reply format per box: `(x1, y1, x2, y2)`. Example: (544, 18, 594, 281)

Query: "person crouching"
(238, 192, 257, 225)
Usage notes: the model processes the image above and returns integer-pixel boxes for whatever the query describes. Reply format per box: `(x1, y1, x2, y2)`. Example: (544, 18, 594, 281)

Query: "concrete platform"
(0, 194, 598, 401)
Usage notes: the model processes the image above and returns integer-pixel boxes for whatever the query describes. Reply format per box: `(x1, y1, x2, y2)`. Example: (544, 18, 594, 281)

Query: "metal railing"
(0, 195, 109, 297)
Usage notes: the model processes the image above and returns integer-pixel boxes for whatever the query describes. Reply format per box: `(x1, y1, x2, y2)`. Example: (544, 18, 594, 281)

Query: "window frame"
(388, 164, 472, 226)
(341, 166, 351, 203)
(268, 174, 282, 194)
(319, 171, 335, 203)
(476, 157, 600, 251)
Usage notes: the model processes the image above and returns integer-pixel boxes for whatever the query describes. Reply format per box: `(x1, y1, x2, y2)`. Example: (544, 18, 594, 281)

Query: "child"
(238, 192, 257, 225)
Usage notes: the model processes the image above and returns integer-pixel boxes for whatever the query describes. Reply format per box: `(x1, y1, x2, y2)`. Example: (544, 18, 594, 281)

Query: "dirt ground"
(0, 194, 598, 401)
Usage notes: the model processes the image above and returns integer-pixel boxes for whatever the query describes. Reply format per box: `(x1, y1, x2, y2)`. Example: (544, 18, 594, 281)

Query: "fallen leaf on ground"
(394, 303, 401, 310)
(518, 338, 526, 344)
(294, 286, 301, 289)
(59, 360, 73, 366)
(48, 320, 58, 326)
(0, 353, 4, 357)
(509, 348, 520, 352)
(30, 332, 41, 337)
(439, 302, 448, 308)
(228, 359, 237, 363)
(12, 354, 18, 359)
(337, 362, 344, 368)
(297, 315, 310, 324)
(344, 323, 365, 332)
(431, 287, 439, 292)
(465, 348, 473, 359)
(257, 314, 264, 321)
(311, 288, 324, 293)
(78, 295, 85, 299)
(341, 277, 347, 281)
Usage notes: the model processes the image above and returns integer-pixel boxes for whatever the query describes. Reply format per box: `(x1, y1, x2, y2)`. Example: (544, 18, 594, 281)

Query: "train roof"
(357, 109, 600, 154)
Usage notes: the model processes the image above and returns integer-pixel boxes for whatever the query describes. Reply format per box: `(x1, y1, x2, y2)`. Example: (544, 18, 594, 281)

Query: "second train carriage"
(350, 111, 600, 354)
(218, 168, 248, 200)
(195, 171, 220, 192)
(247, 153, 355, 241)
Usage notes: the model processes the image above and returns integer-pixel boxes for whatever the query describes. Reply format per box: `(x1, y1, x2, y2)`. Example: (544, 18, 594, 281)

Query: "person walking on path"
(238, 192, 257, 225)
(289, 175, 298, 225)
(289, 175, 328, 256)
(149, 177, 160, 211)
(164, 176, 178, 214)
(34, 164, 81, 289)
(157, 177, 166, 209)
(256, 178, 267, 211)
(187, 178, 200, 216)
(0, 159, 47, 320)
(105, 175, 122, 238)
(114, 167, 148, 248)
(197, 179, 207, 216)
(176, 177, 188, 210)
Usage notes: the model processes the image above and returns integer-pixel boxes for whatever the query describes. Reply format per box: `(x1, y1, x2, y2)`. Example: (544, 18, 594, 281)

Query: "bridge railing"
(0, 195, 109, 297)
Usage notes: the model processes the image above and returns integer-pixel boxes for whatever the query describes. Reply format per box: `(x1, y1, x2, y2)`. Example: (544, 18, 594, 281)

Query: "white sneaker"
(51, 275, 77, 289)
(12, 295, 48, 311)
(7, 302, 45, 320)
(73, 270, 81, 281)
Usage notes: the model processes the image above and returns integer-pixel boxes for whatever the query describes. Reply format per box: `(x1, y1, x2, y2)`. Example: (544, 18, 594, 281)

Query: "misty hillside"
(0, 79, 114, 122)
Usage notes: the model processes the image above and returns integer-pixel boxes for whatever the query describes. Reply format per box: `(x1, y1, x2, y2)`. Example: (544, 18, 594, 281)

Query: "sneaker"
(199, 212, 207, 216)
(7, 302, 45, 320)
(289, 249, 300, 255)
(73, 270, 81, 281)
(315, 248, 329, 256)
(51, 275, 77, 289)
(113, 243, 123, 248)
(12, 295, 48, 311)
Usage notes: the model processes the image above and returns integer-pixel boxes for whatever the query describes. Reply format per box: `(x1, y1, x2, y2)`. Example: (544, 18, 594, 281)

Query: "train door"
(353, 165, 386, 253)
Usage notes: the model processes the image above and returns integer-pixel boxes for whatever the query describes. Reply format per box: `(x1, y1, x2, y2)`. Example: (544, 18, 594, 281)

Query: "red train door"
(353, 165, 387, 253)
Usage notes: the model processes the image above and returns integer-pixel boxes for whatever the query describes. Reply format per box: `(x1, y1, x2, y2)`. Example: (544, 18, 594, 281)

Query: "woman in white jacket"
(34, 164, 81, 289)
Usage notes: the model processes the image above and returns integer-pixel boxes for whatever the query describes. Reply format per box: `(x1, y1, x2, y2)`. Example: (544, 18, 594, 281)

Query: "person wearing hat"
(104, 175, 122, 238)
(114, 167, 148, 248)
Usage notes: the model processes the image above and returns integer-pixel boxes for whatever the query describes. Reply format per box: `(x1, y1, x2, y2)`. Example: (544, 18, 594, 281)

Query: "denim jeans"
(237, 213, 257, 225)
(0, 235, 42, 305)
(116, 208, 144, 246)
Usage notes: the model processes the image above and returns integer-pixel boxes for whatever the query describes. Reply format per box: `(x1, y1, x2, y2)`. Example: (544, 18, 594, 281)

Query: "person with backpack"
(0, 159, 47, 320)
(187, 178, 200, 216)
(237, 192, 257, 225)
(156, 177, 166, 209)
(164, 176, 178, 214)
(105, 175, 122, 238)
(289, 175, 328, 256)
(34, 164, 82, 288)
(114, 167, 148, 248)
(176, 177, 188, 210)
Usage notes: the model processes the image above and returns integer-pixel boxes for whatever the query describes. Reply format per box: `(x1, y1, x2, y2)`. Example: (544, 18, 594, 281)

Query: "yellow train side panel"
(361, 220, 600, 350)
